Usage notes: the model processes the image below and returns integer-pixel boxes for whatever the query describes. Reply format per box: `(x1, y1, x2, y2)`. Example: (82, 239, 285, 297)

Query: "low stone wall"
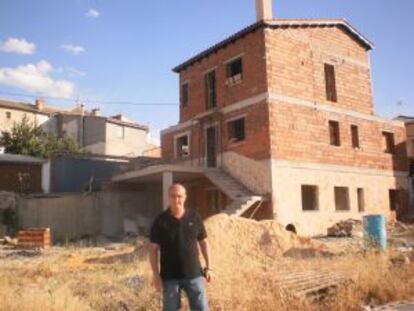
(17, 189, 162, 242)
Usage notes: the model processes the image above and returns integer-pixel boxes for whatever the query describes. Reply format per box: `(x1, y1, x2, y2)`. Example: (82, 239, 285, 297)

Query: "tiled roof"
(106, 116, 149, 131)
(0, 98, 65, 115)
(173, 18, 374, 73)
(0, 98, 149, 130)
(0, 99, 46, 114)
(394, 115, 414, 124)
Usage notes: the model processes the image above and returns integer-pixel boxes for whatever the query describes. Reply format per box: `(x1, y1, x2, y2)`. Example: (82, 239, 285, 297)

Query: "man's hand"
(205, 270, 212, 283)
(203, 267, 212, 283)
(149, 243, 162, 293)
(152, 274, 163, 293)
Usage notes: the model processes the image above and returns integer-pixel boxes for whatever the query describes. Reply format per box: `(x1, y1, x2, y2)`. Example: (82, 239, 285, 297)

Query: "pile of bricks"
(17, 228, 51, 249)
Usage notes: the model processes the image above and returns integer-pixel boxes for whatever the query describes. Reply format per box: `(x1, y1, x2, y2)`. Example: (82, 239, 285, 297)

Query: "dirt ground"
(1, 215, 414, 311)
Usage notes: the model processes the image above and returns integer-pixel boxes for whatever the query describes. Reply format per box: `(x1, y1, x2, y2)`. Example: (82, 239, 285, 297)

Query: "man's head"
(168, 183, 187, 210)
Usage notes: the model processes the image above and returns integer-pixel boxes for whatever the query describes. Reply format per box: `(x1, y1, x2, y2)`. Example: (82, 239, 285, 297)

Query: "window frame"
(181, 82, 189, 108)
(334, 186, 351, 211)
(227, 116, 246, 144)
(382, 131, 395, 154)
(329, 120, 341, 147)
(301, 185, 319, 211)
(205, 69, 217, 110)
(225, 56, 243, 86)
(324, 63, 338, 102)
(174, 132, 191, 160)
(357, 188, 365, 212)
(351, 124, 360, 149)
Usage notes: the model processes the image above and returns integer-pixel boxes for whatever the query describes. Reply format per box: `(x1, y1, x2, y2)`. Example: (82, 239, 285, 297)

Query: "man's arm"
(149, 243, 163, 292)
(199, 238, 212, 282)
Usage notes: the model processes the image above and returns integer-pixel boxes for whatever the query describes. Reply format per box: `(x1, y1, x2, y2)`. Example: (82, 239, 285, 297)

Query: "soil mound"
(204, 214, 330, 274)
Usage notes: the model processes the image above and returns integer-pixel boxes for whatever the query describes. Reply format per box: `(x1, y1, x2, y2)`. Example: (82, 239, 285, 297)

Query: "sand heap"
(204, 214, 330, 275)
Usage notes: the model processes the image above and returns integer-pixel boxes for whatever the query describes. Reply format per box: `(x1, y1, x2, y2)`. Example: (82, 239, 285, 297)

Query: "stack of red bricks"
(17, 228, 51, 249)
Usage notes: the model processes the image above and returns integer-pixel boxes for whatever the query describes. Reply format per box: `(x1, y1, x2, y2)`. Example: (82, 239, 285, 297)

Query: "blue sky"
(0, 0, 413, 143)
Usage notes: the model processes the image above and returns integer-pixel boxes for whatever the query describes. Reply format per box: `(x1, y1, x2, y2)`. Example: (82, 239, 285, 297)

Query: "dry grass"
(0, 242, 413, 311)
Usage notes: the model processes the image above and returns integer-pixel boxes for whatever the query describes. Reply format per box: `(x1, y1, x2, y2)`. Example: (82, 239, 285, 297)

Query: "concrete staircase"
(204, 168, 263, 216)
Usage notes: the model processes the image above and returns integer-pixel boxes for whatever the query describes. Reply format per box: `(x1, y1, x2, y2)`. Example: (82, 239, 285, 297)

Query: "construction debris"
(363, 298, 414, 311)
(3, 236, 17, 246)
(17, 228, 51, 249)
(275, 270, 351, 301)
(327, 219, 363, 237)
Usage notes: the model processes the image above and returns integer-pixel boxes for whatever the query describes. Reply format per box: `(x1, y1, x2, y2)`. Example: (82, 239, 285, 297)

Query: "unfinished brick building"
(114, 0, 410, 235)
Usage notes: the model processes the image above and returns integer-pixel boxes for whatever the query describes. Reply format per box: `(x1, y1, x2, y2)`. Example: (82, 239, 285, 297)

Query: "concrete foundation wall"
(17, 190, 162, 242)
(271, 160, 409, 236)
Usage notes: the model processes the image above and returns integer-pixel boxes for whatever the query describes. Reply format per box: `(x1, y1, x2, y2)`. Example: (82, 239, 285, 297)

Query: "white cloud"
(65, 67, 86, 78)
(85, 8, 100, 18)
(0, 60, 75, 98)
(61, 44, 85, 55)
(56, 66, 86, 78)
(0, 37, 36, 55)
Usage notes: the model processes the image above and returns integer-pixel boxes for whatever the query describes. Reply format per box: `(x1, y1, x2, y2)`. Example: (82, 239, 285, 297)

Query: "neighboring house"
(0, 98, 59, 139)
(55, 110, 154, 157)
(0, 154, 49, 193)
(113, 0, 410, 235)
(396, 115, 414, 212)
(0, 98, 158, 158)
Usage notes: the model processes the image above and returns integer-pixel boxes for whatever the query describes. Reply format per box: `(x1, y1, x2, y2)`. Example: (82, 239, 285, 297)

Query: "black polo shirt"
(150, 208, 207, 280)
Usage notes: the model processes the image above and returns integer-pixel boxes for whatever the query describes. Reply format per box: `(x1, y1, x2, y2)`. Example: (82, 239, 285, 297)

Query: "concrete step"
(204, 169, 255, 201)
(203, 168, 263, 216)
(223, 196, 263, 216)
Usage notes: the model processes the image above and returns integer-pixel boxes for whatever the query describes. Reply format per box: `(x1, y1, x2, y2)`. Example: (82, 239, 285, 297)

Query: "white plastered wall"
(271, 160, 409, 236)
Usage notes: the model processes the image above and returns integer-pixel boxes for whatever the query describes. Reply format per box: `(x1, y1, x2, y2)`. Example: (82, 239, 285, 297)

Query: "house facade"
(56, 111, 153, 158)
(0, 99, 56, 140)
(0, 98, 156, 158)
(398, 116, 414, 212)
(159, 1, 410, 235)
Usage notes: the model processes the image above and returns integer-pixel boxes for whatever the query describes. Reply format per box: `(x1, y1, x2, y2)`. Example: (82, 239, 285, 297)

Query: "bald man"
(149, 183, 211, 311)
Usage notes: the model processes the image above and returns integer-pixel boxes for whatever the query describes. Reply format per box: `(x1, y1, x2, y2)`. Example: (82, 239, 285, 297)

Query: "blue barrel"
(363, 215, 387, 250)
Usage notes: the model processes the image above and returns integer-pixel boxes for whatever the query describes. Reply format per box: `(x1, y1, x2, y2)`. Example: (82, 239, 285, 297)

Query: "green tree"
(0, 115, 80, 158)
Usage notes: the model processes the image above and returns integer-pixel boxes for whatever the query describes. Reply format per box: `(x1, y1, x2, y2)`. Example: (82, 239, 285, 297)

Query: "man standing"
(149, 183, 211, 311)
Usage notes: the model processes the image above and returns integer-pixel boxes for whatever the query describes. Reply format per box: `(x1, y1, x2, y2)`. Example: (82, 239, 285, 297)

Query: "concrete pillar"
(41, 160, 51, 194)
(162, 171, 173, 210)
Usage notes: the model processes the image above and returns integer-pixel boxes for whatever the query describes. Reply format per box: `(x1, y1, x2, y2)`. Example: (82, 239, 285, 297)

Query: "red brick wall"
(0, 163, 42, 193)
(265, 27, 374, 115)
(184, 178, 229, 219)
(162, 25, 408, 174)
(178, 28, 268, 123)
(161, 101, 271, 162)
(269, 100, 408, 171)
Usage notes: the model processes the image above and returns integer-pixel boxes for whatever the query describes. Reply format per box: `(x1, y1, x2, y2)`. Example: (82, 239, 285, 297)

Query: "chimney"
(256, 0, 273, 21)
(112, 114, 122, 121)
(35, 98, 45, 110)
(79, 104, 85, 116)
(91, 108, 100, 116)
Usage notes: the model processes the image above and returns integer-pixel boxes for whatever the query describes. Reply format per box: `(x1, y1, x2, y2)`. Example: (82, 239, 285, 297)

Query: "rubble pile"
(327, 219, 363, 238)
